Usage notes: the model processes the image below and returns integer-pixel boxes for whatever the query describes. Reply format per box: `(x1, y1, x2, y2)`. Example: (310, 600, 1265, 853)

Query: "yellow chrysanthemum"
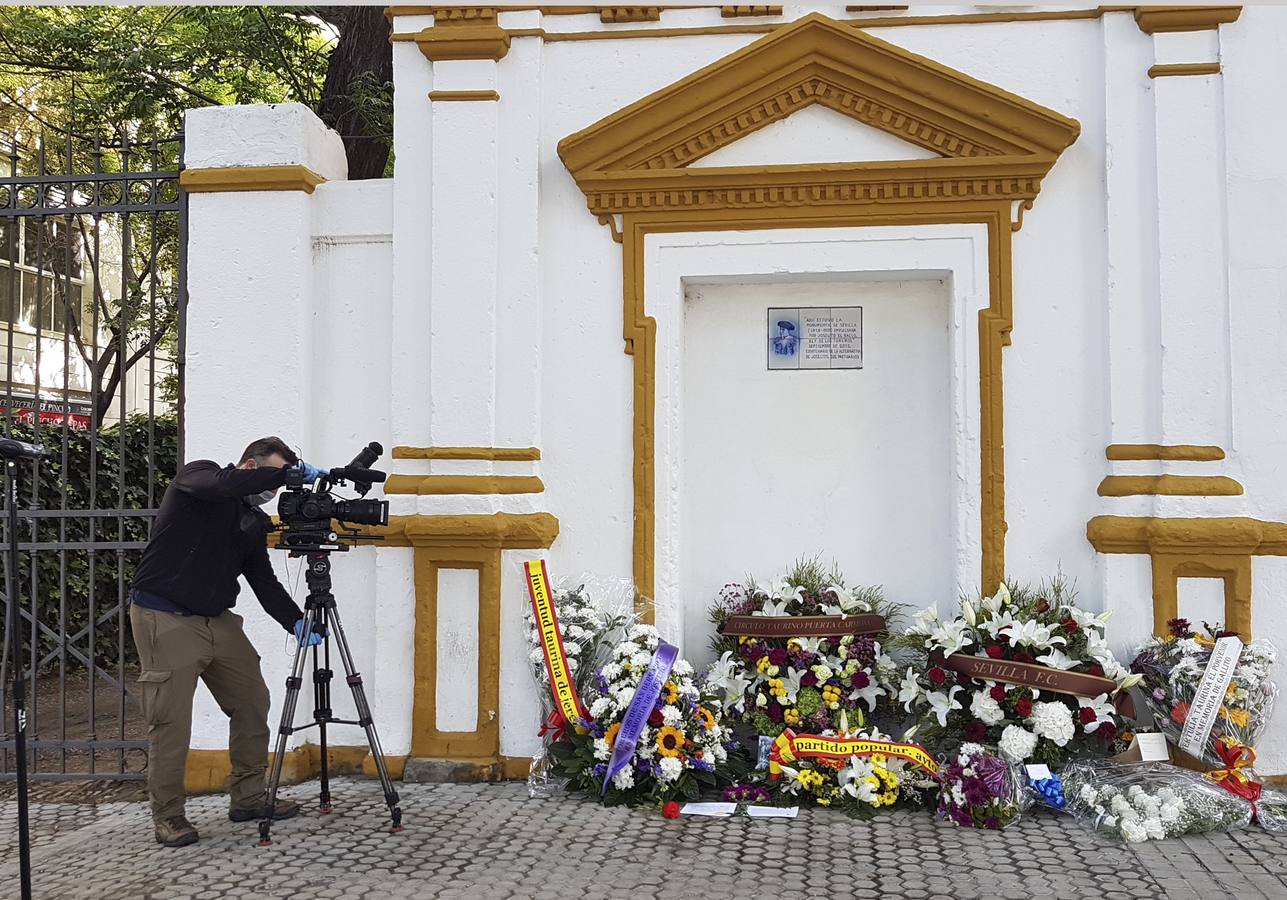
(604, 722, 621, 748)
(1221, 706, 1250, 728)
(656, 726, 685, 758)
(880, 791, 897, 806)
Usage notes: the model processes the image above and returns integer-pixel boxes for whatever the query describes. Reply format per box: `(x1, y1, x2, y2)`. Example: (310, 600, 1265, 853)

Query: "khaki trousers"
(129, 605, 271, 823)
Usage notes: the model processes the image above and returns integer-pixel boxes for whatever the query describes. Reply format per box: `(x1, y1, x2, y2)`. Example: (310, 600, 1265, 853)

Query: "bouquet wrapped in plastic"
(1057, 761, 1253, 842)
(1130, 620, 1287, 830)
(937, 743, 1029, 829)
(521, 561, 636, 798)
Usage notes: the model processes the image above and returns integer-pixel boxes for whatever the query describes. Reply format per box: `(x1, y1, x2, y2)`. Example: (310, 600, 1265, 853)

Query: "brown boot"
(229, 797, 301, 823)
(154, 815, 199, 848)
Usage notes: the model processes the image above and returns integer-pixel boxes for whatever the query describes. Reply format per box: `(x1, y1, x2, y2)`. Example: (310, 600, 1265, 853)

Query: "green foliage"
(6, 414, 177, 670)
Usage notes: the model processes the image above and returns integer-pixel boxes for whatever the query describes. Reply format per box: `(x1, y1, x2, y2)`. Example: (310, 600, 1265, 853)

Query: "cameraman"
(129, 436, 324, 848)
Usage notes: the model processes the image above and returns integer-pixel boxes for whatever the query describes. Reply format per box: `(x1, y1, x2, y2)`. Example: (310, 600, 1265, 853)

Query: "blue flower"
(592, 763, 607, 778)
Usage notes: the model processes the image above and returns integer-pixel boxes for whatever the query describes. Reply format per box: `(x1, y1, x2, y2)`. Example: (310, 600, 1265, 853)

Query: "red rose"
(1062, 619, 1079, 635)
(850, 671, 870, 690)
(1079, 707, 1098, 725)
(1098, 723, 1118, 743)
(1013, 652, 1035, 664)
(995, 631, 1011, 645)
(648, 709, 664, 727)
(1036, 599, 1050, 613)
(985, 645, 1004, 659)
(990, 685, 1007, 703)
(964, 721, 987, 742)
(1087, 664, 1104, 678)
(662, 801, 681, 820)
(1015, 697, 1033, 718)
(928, 667, 946, 686)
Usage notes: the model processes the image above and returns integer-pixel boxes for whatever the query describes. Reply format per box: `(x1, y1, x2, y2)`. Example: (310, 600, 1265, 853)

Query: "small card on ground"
(747, 806, 799, 819)
(1025, 764, 1053, 781)
(680, 802, 736, 817)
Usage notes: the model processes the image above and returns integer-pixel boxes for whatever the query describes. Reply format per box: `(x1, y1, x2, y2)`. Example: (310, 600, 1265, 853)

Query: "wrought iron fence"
(0, 124, 184, 780)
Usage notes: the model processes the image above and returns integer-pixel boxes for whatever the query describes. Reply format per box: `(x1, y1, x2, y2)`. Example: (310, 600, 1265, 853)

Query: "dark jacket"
(131, 460, 302, 630)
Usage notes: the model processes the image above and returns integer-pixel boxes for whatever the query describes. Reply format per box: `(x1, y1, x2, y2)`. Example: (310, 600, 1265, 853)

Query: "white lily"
(897, 667, 923, 712)
(1008, 618, 1067, 650)
(926, 685, 963, 727)
(792, 636, 827, 656)
(979, 583, 1009, 618)
(781, 667, 805, 704)
(1036, 646, 1080, 670)
(709, 651, 753, 713)
(848, 678, 883, 711)
(820, 584, 848, 615)
(1077, 693, 1117, 733)
(753, 596, 792, 617)
(838, 755, 878, 802)
(928, 619, 974, 656)
(907, 606, 940, 636)
(961, 596, 978, 628)
(777, 765, 805, 794)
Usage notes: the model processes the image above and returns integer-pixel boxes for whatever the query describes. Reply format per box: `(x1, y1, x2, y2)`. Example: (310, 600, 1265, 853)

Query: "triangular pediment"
(690, 104, 941, 167)
(559, 13, 1080, 217)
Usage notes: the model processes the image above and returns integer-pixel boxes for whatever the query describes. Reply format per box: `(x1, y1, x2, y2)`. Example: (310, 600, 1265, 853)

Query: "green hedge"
(5, 415, 177, 670)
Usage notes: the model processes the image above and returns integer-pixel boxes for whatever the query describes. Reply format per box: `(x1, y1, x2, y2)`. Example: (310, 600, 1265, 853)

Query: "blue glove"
(294, 461, 324, 483)
(293, 619, 323, 647)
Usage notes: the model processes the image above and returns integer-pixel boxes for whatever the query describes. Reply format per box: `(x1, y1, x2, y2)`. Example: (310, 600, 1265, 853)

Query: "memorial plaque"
(767, 306, 862, 370)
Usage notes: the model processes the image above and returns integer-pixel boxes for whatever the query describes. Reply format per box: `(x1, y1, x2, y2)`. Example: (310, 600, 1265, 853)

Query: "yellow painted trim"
(1148, 62, 1221, 78)
(179, 165, 326, 195)
(1097, 475, 1243, 497)
(1134, 6, 1241, 34)
(558, 13, 1080, 611)
(1106, 443, 1225, 461)
(384, 474, 545, 495)
(429, 90, 501, 101)
(393, 445, 541, 460)
(412, 8, 511, 61)
(1085, 516, 1277, 641)
(721, 5, 782, 16)
(184, 746, 408, 793)
(352, 512, 560, 549)
(1087, 515, 1287, 556)
(411, 547, 502, 759)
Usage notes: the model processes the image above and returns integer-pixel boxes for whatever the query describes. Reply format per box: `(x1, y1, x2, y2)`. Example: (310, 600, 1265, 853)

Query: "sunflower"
(696, 706, 716, 731)
(605, 722, 621, 748)
(662, 681, 680, 705)
(656, 726, 685, 758)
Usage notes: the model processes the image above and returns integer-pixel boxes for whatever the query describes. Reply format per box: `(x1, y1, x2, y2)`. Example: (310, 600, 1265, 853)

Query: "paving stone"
(0, 779, 1285, 899)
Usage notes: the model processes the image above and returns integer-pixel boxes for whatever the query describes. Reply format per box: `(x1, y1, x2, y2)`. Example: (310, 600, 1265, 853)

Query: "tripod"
(259, 550, 403, 845)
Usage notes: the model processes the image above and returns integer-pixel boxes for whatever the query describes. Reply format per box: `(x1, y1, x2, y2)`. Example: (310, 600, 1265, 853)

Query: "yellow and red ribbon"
(1207, 737, 1263, 814)
(524, 559, 588, 729)
(768, 730, 940, 779)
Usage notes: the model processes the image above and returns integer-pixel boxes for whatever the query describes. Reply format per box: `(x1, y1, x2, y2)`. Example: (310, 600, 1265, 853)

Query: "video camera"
(275, 441, 391, 554)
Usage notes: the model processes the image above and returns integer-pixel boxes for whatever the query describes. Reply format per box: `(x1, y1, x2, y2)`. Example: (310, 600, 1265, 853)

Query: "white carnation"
(611, 767, 635, 790)
(1120, 819, 1147, 843)
(589, 697, 612, 719)
(593, 738, 611, 761)
(1028, 701, 1075, 747)
(658, 756, 683, 782)
(672, 659, 693, 677)
(631, 651, 653, 668)
(661, 705, 683, 727)
(969, 691, 1006, 726)
(998, 724, 1038, 762)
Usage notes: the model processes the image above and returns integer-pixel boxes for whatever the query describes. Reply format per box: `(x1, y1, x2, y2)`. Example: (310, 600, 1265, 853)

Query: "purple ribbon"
(602, 641, 678, 796)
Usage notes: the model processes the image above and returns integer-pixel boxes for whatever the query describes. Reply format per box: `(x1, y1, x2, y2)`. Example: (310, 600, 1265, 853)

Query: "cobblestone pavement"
(2, 779, 1286, 900)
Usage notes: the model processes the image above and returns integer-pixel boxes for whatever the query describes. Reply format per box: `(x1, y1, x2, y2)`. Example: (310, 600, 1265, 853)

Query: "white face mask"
(244, 489, 277, 507)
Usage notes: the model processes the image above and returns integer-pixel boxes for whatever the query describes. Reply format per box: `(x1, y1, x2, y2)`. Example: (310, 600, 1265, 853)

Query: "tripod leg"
(326, 604, 403, 833)
(314, 608, 332, 814)
(258, 604, 315, 847)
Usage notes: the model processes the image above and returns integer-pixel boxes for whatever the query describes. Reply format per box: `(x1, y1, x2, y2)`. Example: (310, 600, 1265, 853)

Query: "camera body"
(275, 442, 391, 553)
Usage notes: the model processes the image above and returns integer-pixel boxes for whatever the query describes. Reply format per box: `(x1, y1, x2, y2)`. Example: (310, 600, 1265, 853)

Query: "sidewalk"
(1, 779, 1285, 900)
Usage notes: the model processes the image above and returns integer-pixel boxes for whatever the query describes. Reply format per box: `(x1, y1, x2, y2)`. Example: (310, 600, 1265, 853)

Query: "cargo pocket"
(137, 670, 172, 726)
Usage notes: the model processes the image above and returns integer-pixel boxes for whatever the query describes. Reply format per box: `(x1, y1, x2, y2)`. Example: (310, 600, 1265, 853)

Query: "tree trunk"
(314, 7, 393, 180)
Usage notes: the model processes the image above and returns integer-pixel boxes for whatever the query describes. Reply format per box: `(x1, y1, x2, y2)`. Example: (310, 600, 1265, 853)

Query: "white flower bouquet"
(901, 578, 1140, 766)
(1058, 761, 1253, 842)
(521, 565, 636, 798)
(549, 624, 746, 808)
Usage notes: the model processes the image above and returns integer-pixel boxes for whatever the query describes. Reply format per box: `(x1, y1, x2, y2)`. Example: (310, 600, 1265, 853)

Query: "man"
(130, 436, 325, 847)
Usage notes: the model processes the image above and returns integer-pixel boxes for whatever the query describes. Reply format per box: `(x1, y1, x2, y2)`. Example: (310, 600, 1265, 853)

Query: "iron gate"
(0, 124, 185, 780)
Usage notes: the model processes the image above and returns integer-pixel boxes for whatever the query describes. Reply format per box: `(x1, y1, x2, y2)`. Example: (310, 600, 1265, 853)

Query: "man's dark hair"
(239, 436, 299, 466)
